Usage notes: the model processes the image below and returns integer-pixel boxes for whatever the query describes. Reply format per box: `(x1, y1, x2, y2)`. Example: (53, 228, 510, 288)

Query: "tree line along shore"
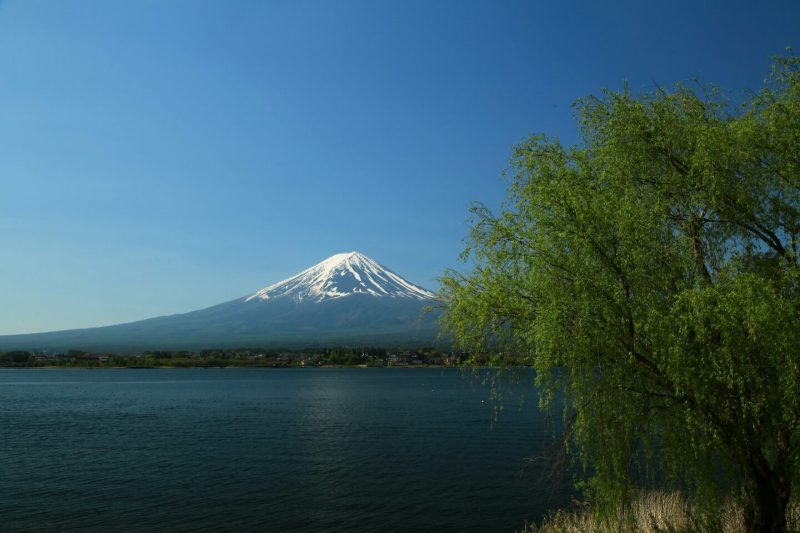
(0, 347, 465, 368)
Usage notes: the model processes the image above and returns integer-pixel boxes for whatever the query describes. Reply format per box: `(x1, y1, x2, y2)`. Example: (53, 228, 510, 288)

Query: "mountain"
(246, 252, 434, 303)
(0, 252, 441, 352)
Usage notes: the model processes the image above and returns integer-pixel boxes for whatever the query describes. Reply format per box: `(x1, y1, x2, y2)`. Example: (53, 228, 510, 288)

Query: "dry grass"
(522, 491, 800, 533)
(632, 491, 690, 533)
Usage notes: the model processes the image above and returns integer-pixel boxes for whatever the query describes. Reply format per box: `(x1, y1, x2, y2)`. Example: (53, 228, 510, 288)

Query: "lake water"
(0, 368, 571, 532)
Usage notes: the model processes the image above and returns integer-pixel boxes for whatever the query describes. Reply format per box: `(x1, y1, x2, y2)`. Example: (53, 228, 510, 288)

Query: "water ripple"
(0, 368, 569, 531)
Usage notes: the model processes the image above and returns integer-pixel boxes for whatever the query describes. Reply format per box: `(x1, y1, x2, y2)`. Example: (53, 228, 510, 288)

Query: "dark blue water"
(0, 368, 570, 532)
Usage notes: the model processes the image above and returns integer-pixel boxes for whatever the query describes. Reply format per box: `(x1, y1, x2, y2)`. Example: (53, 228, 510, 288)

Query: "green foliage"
(0, 345, 450, 368)
(0, 350, 32, 363)
(440, 54, 800, 531)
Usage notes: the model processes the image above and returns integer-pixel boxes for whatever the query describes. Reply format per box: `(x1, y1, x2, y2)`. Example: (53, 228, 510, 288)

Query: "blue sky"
(1, 0, 798, 334)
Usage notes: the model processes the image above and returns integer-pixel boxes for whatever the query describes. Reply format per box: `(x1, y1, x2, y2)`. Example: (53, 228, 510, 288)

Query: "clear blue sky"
(1, 0, 798, 334)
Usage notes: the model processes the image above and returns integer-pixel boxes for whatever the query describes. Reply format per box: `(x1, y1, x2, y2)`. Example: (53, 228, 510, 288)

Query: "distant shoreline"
(0, 363, 455, 370)
(0, 347, 463, 369)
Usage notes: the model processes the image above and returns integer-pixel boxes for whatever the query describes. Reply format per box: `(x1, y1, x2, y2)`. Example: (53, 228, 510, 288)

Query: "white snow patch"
(244, 251, 435, 303)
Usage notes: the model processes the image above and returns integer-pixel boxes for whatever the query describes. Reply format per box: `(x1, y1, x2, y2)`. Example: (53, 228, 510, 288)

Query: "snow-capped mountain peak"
(244, 251, 436, 303)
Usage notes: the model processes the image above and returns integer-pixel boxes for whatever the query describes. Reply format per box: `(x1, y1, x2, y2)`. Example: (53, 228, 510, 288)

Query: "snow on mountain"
(245, 252, 436, 303)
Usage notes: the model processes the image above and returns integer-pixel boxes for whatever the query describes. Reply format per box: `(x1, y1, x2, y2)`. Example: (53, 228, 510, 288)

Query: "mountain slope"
(247, 252, 434, 302)
(0, 252, 440, 351)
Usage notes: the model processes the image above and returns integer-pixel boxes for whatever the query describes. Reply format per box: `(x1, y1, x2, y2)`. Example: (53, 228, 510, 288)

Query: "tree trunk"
(742, 457, 791, 533)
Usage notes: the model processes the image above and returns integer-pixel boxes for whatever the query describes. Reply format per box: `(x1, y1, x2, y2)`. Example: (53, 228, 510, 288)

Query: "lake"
(0, 368, 571, 531)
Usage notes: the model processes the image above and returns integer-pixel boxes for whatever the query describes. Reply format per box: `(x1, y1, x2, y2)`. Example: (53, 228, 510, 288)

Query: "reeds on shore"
(522, 491, 800, 533)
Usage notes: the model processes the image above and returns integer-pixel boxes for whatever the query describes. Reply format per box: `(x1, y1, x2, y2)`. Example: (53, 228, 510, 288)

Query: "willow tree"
(440, 56, 800, 532)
